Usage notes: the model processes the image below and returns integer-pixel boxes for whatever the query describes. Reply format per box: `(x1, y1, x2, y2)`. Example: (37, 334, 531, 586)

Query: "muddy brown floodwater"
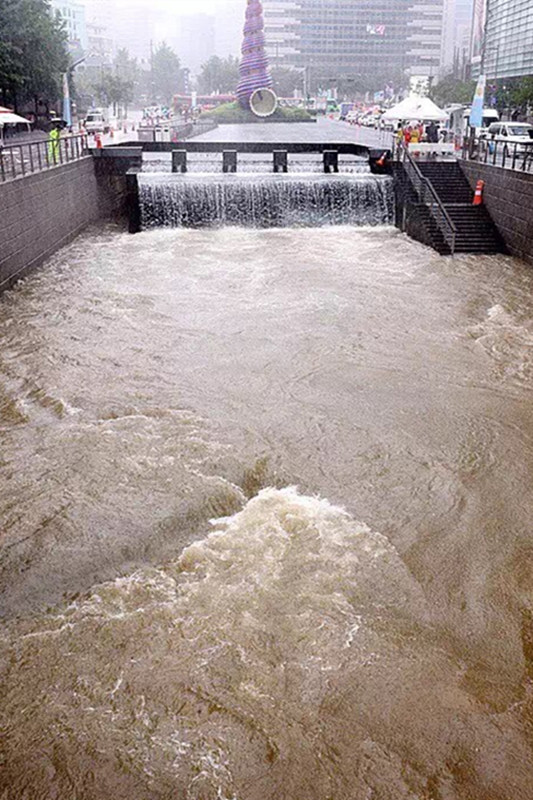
(1, 224, 533, 799)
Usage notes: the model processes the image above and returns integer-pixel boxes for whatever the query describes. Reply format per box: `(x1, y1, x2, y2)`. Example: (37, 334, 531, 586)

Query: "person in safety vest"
(48, 123, 61, 164)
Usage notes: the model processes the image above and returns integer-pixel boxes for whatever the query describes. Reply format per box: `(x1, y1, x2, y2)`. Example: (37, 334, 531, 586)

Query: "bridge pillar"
(273, 150, 288, 173)
(223, 151, 238, 173)
(323, 150, 338, 174)
(172, 150, 187, 173)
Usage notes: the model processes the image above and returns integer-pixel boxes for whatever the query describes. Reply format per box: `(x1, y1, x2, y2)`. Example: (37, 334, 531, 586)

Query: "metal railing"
(401, 145, 457, 254)
(462, 136, 533, 173)
(0, 133, 89, 182)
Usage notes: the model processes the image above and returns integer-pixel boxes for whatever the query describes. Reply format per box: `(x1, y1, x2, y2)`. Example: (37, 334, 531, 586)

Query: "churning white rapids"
(1, 225, 533, 800)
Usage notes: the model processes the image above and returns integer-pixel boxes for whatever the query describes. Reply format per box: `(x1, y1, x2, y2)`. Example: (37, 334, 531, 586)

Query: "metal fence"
(462, 136, 533, 173)
(0, 134, 89, 182)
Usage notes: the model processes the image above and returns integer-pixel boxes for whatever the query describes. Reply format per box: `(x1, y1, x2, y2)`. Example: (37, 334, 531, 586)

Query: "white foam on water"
(2, 487, 532, 800)
(468, 303, 533, 385)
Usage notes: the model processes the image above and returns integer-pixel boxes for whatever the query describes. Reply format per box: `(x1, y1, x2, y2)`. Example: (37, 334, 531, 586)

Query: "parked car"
(483, 121, 533, 155)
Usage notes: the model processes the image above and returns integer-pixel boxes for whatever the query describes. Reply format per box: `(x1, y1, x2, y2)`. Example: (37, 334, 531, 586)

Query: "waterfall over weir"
(138, 173, 394, 229)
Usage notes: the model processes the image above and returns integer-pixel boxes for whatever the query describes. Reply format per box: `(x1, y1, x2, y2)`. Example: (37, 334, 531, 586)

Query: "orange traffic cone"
(473, 179, 484, 206)
(376, 151, 387, 167)
(95, 133, 102, 149)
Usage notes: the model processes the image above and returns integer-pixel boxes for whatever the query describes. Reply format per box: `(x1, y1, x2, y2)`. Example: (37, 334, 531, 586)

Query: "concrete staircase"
(417, 162, 505, 254)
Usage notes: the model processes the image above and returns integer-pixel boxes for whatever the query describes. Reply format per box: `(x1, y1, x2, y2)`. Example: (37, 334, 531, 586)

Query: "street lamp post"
(63, 55, 87, 129)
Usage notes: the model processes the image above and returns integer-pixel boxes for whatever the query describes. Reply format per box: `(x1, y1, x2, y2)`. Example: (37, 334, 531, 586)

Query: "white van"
(463, 107, 499, 135)
(84, 108, 110, 134)
(485, 121, 533, 153)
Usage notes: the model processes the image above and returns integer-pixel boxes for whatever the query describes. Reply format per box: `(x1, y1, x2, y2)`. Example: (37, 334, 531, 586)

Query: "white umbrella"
(382, 96, 448, 122)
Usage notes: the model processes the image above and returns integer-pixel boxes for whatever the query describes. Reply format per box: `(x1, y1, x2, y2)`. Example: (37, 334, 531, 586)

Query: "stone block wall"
(0, 156, 132, 291)
(460, 161, 533, 265)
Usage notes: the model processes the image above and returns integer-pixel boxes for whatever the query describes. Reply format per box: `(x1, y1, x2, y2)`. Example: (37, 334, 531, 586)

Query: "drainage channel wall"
(460, 161, 533, 265)
(0, 149, 141, 292)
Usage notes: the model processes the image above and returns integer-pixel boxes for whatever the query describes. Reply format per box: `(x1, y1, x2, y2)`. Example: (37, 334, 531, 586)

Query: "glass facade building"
(264, 0, 444, 90)
(483, 0, 533, 79)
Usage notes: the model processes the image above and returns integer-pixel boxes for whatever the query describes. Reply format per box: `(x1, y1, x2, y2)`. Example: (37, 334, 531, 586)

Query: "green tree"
(94, 73, 133, 116)
(151, 42, 182, 105)
(198, 55, 239, 94)
(113, 48, 139, 115)
(508, 77, 533, 115)
(114, 49, 139, 86)
(0, 0, 68, 111)
(430, 75, 476, 107)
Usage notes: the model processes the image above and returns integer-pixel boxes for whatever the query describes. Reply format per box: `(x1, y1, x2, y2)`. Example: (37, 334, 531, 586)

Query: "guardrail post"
(222, 150, 237, 173)
(323, 150, 338, 173)
(172, 150, 187, 173)
(273, 150, 288, 173)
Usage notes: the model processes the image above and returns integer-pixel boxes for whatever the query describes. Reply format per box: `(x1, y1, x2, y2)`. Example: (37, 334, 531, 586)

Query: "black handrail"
(401, 146, 457, 254)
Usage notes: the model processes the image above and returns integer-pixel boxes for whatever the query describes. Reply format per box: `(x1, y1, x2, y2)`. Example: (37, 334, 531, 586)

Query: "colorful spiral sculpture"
(237, 0, 273, 111)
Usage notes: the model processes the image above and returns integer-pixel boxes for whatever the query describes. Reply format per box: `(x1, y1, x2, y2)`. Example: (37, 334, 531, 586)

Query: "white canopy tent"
(382, 96, 448, 122)
(0, 107, 31, 141)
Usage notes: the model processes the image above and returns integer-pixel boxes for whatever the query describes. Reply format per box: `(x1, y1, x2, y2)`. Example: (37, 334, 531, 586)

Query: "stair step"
(401, 162, 504, 255)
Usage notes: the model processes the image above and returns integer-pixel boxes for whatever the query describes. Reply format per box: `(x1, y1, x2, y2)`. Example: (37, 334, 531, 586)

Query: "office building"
(482, 0, 533, 79)
(441, 0, 473, 73)
(50, 0, 88, 58)
(263, 0, 444, 91)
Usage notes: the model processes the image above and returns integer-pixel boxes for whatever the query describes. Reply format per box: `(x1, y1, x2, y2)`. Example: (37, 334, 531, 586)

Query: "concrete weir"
(137, 173, 394, 230)
(114, 140, 392, 233)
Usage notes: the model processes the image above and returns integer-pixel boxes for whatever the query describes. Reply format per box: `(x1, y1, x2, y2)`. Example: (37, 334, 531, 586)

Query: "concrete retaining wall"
(460, 161, 533, 265)
(0, 157, 131, 291)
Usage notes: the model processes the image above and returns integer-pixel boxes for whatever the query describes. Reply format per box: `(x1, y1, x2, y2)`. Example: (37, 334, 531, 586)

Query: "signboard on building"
(366, 24, 386, 36)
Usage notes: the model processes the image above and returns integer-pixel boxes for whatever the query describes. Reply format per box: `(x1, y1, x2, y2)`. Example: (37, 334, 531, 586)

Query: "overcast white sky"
(78, 0, 246, 67)
(107, 0, 232, 14)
